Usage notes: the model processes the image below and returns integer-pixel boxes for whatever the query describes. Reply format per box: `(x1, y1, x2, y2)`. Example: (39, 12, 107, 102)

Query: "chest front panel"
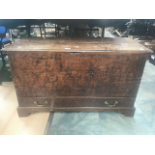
(8, 52, 146, 98)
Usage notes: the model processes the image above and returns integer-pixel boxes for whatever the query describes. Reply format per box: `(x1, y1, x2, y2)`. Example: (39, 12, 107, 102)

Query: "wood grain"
(8, 52, 146, 97)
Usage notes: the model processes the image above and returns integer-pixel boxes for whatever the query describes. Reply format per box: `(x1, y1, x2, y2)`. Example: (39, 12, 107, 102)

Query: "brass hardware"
(44, 101, 48, 104)
(104, 101, 118, 107)
(34, 101, 48, 107)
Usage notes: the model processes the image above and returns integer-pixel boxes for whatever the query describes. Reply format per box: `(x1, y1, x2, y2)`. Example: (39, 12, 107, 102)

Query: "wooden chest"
(3, 38, 152, 117)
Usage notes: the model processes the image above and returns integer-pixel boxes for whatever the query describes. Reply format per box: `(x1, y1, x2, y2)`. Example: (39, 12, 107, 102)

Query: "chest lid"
(3, 38, 153, 53)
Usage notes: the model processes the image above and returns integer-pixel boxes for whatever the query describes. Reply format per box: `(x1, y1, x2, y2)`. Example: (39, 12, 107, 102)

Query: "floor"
(0, 53, 50, 135)
(0, 82, 49, 135)
(45, 60, 155, 135)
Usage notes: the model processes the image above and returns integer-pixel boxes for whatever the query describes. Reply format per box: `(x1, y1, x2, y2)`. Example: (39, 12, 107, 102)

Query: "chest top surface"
(3, 38, 153, 53)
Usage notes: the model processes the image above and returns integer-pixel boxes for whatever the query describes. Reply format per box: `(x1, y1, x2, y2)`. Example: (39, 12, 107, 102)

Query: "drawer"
(52, 97, 135, 108)
(18, 97, 135, 108)
(18, 97, 52, 107)
(93, 97, 135, 107)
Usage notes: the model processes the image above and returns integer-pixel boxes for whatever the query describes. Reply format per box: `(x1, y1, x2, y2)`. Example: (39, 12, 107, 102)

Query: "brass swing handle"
(104, 101, 118, 107)
(34, 101, 48, 107)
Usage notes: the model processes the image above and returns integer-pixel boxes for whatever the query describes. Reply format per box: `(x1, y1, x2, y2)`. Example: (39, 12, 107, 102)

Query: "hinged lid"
(3, 38, 153, 53)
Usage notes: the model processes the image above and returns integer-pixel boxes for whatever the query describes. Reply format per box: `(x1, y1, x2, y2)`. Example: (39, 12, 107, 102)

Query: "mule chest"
(3, 38, 152, 117)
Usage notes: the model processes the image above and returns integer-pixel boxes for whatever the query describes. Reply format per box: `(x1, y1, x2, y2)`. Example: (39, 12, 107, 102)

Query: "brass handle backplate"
(104, 101, 118, 107)
(34, 101, 48, 107)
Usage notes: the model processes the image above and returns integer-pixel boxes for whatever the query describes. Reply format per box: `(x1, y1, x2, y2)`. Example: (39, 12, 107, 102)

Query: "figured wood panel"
(13, 72, 95, 97)
(8, 52, 147, 77)
(8, 52, 62, 76)
(61, 52, 147, 78)
(8, 52, 147, 98)
(13, 73, 140, 97)
(95, 81, 140, 97)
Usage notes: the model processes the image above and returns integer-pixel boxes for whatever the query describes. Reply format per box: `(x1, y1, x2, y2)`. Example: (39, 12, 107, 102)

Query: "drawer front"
(18, 97, 135, 108)
(52, 97, 135, 108)
(18, 97, 52, 107)
(94, 98, 135, 107)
